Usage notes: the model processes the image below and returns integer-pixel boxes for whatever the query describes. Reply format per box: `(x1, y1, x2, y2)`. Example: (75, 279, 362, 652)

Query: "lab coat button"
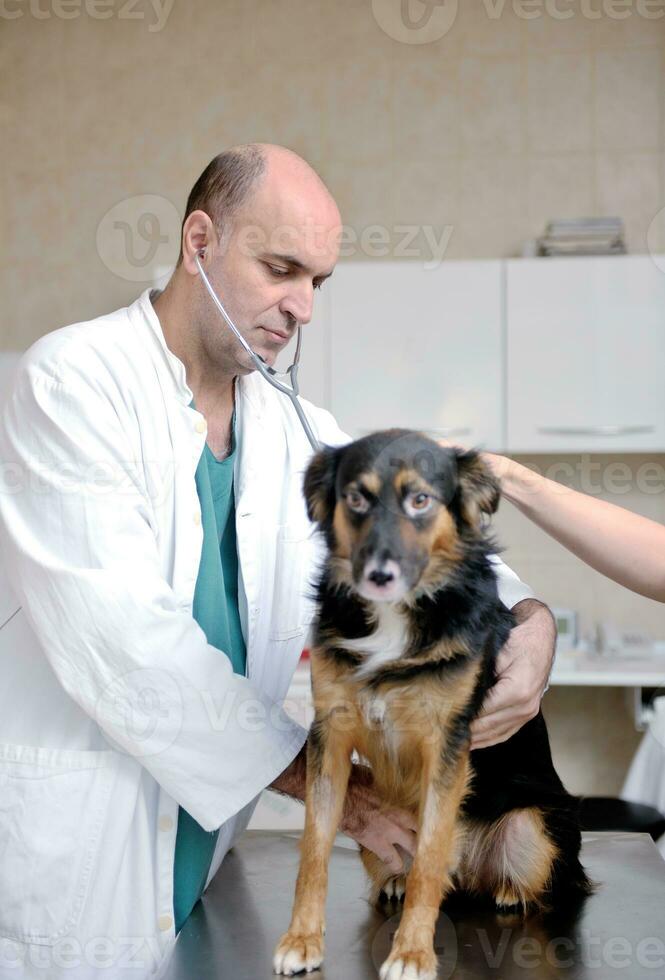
(194, 512, 201, 526)
(158, 914, 173, 932)
(159, 815, 174, 832)
(195, 419, 206, 434)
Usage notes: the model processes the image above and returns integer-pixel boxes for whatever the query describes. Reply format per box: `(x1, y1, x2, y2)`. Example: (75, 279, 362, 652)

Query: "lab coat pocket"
(269, 524, 314, 641)
(0, 743, 117, 945)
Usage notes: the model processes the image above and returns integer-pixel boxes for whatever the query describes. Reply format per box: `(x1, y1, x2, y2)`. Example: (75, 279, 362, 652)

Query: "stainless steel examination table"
(162, 830, 665, 979)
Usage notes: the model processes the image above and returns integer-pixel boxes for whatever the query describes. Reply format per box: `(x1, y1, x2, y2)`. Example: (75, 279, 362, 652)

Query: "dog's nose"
(358, 559, 406, 602)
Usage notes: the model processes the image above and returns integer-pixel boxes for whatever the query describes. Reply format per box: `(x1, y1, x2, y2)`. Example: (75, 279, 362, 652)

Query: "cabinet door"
(328, 261, 503, 446)
(507, 256, 665, 452)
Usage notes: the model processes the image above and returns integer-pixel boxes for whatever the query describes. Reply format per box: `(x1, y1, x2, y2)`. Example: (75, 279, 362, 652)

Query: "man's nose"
(280, 283, 314, 327)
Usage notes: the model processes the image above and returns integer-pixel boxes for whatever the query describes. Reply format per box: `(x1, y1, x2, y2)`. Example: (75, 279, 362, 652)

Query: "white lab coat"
(0, 290, 533, 979)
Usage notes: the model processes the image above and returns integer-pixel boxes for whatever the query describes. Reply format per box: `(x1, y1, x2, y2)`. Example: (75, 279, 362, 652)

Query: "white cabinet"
(506, 256, 665, 453)
(327, 261, 504, 448)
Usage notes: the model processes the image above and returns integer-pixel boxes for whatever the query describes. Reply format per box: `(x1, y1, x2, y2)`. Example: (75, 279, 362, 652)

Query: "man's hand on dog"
(339, 764, 418, 874)
(469, 598, 556, 751)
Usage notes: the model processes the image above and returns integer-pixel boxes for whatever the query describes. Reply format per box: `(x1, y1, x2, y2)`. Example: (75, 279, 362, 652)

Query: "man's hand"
(339, 765, 418, 874)
(469, 598, 556, 751)
(270, 753, 417, 875)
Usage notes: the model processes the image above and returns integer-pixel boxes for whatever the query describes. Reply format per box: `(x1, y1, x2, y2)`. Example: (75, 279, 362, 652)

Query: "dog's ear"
(454, 448, 500, 527)
(303, 445, 342, 526)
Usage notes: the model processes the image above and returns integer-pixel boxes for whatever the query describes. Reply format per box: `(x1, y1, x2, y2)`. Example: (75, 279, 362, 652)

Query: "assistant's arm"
(484, 453, 665, 604)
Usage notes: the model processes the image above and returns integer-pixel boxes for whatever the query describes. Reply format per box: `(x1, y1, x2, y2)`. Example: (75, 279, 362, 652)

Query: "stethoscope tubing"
(194, 250, 320, 452)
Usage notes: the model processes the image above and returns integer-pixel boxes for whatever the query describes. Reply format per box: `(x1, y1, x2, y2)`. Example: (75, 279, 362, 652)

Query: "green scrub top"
(173, 403, 246, 934)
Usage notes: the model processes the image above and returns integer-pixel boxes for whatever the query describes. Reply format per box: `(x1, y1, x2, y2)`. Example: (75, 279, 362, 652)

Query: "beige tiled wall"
(2, 0, 665, 795)
(2, 0, 664, 345)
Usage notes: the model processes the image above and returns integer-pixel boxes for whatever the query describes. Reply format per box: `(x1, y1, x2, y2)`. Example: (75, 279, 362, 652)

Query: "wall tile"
(523, 5, 594, 51)
(392, 44, 460, 159)
(459, 56, 526, 154)
(527, 152, 595, 231)
(527, 51, 593, 153)
(595, 150, 662, 251)
(594, 47, 662, 151)
(591, 3, 665, 49)
(454, 153, 528, 256)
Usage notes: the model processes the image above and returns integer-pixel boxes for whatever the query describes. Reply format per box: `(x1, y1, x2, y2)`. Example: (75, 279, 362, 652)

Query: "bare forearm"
(269, 744, 307, 802)
(488, 454, 665, 604)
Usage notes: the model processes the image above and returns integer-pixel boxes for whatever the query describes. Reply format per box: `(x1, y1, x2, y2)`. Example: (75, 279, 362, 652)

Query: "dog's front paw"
(273, 930, 324, 975)
(379, 947, 438, 980)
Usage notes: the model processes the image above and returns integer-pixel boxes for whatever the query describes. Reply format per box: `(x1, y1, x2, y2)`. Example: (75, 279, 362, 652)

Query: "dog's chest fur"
(342, 603, 410, 678)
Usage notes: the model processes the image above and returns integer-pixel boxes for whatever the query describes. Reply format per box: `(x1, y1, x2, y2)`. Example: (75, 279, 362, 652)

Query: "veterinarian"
(0, 144, 555, 979)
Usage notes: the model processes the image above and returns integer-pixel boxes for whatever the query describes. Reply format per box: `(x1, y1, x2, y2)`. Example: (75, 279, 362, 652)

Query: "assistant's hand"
(339, 764, 418, 874)
(469, 598, 556, 751)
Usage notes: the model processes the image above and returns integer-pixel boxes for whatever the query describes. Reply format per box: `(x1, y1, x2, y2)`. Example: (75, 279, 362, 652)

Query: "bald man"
(0, 144, 554, 977)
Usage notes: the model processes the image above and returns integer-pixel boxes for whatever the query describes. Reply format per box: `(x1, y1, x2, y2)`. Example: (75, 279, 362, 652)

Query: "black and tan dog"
(273, 430, 591, 980)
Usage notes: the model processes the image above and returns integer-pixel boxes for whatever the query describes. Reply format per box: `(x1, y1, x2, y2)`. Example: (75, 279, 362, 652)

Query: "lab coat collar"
(133, 288, 266, 415)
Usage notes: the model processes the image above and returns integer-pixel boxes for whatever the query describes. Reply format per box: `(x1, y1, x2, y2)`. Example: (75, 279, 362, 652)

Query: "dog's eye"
(345, 490, 370, 514)
(404, 492, 432, 517)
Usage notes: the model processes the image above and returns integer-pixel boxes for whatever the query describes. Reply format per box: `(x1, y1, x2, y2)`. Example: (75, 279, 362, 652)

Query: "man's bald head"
(178, 143, 340, 263)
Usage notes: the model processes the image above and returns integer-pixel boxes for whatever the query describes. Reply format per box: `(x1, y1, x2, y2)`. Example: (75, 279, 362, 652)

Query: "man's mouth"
(259, 326, 290, 345)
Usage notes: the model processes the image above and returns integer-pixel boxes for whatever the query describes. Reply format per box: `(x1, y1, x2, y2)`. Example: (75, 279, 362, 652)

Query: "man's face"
(197, 174, 341, 375)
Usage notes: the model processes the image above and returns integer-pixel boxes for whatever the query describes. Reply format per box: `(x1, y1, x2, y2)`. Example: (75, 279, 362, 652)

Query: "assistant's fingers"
(387, 808, 419, 835)
(379, 844, 403, 875)
(390, 823, 417, 859)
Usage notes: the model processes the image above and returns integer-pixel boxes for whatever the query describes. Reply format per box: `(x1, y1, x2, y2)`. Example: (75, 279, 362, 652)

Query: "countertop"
(161, 829, 665, 979)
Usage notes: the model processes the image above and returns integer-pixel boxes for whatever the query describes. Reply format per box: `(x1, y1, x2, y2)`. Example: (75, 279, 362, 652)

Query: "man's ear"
(303, 445, 342, 526)
(454, 448, 500, 527)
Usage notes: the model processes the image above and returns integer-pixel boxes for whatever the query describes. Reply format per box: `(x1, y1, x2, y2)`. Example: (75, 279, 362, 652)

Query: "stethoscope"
(194, 249, 320, 452)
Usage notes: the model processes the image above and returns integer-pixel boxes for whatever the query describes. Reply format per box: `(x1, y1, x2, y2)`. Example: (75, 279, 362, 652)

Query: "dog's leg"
(458, 808, 559, 911)
(273, 717, 353, 976)
(379, 748, 470, 980)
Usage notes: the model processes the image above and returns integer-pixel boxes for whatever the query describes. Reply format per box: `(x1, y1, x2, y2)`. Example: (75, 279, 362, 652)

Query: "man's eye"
(345, 491, 370, 514)
(268, 266, 289, 277)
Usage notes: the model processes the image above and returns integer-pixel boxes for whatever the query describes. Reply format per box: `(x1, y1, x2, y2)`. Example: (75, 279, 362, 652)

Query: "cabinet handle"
(536, 425, 655, 437)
